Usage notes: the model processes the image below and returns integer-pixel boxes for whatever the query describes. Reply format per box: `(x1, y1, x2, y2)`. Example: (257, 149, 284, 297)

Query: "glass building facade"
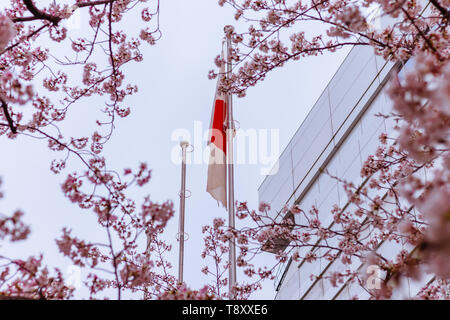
(258, 42, 433, 299)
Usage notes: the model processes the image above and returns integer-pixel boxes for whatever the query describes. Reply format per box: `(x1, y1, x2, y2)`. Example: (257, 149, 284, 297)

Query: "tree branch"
(0, 99, 17, 134)
(21, 0, 61, 25)
(13, 0, 116, 23)
(429, 0, 450, 21)
(77, 0, 116, 8)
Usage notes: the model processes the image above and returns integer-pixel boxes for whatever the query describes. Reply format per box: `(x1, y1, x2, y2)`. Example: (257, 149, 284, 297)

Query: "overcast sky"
(0, 0, 351, 299)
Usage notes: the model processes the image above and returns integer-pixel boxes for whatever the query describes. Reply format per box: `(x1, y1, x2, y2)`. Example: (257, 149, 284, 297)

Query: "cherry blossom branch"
(21, 0, 61, 25)
(0, 98, 16, 134)
(429, 0, 450, 21)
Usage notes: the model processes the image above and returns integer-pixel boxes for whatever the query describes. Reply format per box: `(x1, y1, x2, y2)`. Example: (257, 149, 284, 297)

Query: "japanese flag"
(206, 62, 228, 208)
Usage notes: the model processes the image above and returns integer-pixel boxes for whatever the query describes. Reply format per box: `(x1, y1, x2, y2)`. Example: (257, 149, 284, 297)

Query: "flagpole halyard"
(224, 25, 237, 299)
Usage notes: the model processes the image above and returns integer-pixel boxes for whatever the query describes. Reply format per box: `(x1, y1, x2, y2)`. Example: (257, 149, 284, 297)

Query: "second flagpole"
(224, 25, 237, 298)
(178, 140, 189, 283)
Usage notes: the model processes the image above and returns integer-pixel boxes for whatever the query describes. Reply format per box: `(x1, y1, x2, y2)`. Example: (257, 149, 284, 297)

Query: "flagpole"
(178, 140, 189, 283)
(224, 25, 237, 298)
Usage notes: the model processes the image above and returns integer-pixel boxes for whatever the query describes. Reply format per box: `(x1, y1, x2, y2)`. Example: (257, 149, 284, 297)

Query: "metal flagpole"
(224, 25, 237, 298)
(178, 140, 189, 283)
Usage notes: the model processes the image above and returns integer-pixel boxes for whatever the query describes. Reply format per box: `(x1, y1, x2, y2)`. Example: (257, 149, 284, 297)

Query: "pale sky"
(0, 0, 351, 299)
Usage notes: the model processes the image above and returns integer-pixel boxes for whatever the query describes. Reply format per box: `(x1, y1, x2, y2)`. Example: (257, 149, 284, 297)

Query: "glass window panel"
(334, 286, 351, 300)
(376, 239, 403, 262)
(330, 56, 378, 131)
(327, 45, 372, 109)
(298, 252, 322, 297)
(263, 153, 293, 196)
(303, 278, 324, 300)
(359, 122, 386, 171)
(291, 90, 331, 153)
(328, 45, 373, 99)
(347, 281, 370, 300)
(322, 260, 348, 299)
(316, 173, 336, 204)
(292, 117, 333, 176)
(259, 144, 293, 199)
(325, 147, 343, 178)
(317, 183, 339, 226)
(277, 266, 301, 300)
(296, 182, 319, 214)
(359, 103, 387, 149)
